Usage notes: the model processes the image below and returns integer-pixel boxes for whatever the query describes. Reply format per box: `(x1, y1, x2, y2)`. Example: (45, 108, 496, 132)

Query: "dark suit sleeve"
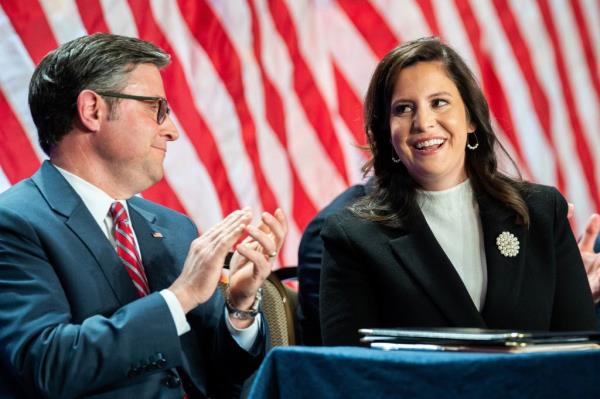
(185, 284, 266, 398)
(320, 214, 380, 346)
(297, 185, 367, 345)
(0, 209, 181, 398)
(548, 188, 598, 330)
(132, 198, 266, 396)
(297, 212, 327, 345)
(0, 208, 183, 398)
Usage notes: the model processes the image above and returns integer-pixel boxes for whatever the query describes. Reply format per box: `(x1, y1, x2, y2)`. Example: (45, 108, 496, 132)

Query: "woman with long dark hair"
(319, 37, 597, 345)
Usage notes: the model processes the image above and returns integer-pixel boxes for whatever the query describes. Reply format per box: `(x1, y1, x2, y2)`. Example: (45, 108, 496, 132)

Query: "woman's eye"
(392, 104, 412, 115)
(432, 98, 449, 107)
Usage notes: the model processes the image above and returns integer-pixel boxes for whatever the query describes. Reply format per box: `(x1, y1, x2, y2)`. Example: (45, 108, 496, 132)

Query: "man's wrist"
(225, 287, 262, 320)
(169, 284, 198, 314)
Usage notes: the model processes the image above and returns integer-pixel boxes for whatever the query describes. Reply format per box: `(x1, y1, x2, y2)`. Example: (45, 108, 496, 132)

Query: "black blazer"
(320, 183, 597, 345)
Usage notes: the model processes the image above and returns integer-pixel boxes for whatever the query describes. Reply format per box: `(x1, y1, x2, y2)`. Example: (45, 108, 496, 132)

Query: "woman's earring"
(391, 155, 401, 163)
(467, 132, 479, 150)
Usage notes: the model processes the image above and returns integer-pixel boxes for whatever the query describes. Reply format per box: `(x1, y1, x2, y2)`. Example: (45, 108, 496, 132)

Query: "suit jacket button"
(162, 375, 181, 388)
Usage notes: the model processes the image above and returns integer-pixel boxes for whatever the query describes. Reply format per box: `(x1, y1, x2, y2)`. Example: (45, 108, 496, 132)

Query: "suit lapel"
(128, 202, 180, 291)
(389, 208, 486, 327)
(65, 206, 139, 304)
(32, 161, 138, 305)
(477, 192, 527, 326)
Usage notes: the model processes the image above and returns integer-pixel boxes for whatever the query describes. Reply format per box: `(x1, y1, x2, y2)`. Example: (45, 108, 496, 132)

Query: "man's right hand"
(169, 209, 252, 313)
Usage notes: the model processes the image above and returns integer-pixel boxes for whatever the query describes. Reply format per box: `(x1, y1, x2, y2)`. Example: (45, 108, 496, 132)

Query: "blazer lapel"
(128, 202, 180, 291)
(389, 208, 486, 327)
(477, 192, 527, 326)
(32, 161, 138, 305)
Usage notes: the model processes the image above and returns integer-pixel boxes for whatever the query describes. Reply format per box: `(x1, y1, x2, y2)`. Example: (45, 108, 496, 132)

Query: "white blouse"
(416, 179, 488, 310)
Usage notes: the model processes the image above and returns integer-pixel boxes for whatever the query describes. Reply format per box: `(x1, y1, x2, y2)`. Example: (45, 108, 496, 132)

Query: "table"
(248, 346, 600, 398)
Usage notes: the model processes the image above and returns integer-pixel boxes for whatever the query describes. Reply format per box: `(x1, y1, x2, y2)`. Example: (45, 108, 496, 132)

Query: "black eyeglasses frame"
(96, 91, 170, 125)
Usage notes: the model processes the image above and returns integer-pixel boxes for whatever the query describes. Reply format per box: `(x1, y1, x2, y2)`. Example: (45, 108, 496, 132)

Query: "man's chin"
(148, 169, 164, 187)
(132, 168, 164, 194)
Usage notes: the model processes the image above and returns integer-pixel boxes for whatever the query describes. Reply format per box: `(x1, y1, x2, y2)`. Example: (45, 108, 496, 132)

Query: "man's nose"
(162, 115, 180, 141)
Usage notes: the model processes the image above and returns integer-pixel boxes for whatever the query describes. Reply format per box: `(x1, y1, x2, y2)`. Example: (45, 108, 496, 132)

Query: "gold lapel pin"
(496, 231, 519, 257)
(152, 231, 164, 238)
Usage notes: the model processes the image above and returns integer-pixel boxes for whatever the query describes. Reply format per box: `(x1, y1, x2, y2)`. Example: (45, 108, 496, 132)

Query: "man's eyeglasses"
(96, 91, 170, 125)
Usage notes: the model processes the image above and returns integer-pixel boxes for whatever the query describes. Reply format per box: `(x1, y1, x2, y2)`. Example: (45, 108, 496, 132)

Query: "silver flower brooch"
(496, 231, 519, 257)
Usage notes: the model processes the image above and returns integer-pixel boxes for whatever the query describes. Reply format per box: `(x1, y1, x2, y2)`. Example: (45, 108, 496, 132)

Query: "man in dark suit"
(0, 33, 287, 398)
(297, 180, 372, 345)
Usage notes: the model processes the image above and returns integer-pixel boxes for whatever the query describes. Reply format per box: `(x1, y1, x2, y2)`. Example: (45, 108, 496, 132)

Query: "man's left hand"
(227, 208, 288, 328)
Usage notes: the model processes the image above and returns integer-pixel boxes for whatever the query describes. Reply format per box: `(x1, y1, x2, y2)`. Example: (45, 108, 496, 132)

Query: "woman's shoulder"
(509, 182, 567, 225)
(324, 205, 397, 226)
(322, 207, 366, 231)
(322, 206, 400, 242)
(516, 181, 564, 206)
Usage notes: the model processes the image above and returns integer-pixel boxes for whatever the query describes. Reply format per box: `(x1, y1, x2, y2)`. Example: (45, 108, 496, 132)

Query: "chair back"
(262, 269, 297, 346)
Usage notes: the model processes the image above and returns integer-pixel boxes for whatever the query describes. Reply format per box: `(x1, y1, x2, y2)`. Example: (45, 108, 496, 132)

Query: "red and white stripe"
(0, 0, 598, 266)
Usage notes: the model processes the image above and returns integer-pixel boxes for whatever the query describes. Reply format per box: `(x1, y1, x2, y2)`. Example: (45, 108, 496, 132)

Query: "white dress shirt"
(416, 179, 488, 311)
(54, 165, 259, 350)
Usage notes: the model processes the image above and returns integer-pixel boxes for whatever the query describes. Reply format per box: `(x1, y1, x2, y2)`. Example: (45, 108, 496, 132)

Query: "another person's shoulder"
(301, 183, 370, 245)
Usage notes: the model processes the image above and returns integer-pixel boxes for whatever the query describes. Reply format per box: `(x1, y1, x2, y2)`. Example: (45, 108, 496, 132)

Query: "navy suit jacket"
(297, 183, 369, 345)
(320, 183, 598, 345)
(0, 162, 264, 398)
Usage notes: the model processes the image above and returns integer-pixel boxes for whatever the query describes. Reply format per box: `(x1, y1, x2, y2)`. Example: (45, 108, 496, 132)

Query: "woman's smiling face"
(389, 61, 475, 191)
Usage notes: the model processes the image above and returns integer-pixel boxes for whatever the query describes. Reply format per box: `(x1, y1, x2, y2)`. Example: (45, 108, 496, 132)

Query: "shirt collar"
(53, 164, 127, 229)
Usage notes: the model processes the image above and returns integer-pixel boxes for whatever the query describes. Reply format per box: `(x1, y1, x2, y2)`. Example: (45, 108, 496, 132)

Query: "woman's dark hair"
(352, 37, 529, 227)
(29, 33, 170, 155)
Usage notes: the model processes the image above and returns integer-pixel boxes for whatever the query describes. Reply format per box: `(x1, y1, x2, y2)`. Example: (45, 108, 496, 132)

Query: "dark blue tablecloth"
(248, 346, 600, 398)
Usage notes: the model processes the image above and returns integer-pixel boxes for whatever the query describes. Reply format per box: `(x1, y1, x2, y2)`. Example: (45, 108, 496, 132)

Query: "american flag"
(0, 0, 598, 266)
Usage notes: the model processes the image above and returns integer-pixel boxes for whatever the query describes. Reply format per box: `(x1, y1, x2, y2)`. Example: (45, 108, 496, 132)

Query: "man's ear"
(76, 90, 103, 132)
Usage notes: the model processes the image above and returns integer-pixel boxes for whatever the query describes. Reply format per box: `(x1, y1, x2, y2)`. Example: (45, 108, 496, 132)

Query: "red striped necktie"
(110, 202, 150, 297)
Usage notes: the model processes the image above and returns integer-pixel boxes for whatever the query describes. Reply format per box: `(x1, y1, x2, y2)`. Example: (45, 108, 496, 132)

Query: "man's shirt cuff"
(160, 289, 191, 335)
